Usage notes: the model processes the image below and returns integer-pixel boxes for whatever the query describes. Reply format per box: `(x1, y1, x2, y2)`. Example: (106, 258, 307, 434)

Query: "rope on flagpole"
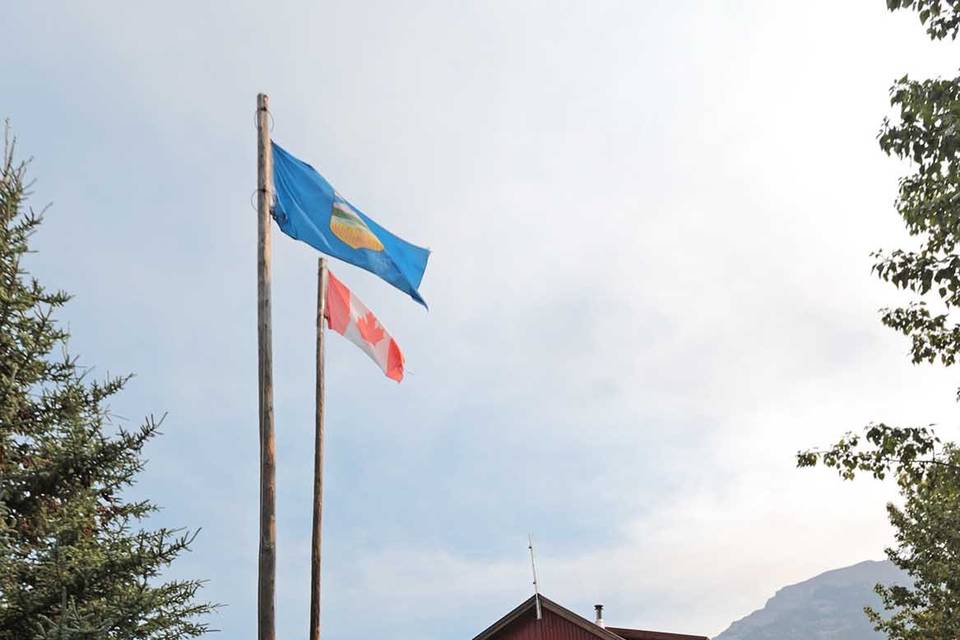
(253, 106, 275, 132)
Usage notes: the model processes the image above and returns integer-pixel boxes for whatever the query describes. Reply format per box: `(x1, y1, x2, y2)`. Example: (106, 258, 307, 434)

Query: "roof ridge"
(605, 625, 709, 640)
(469, 594, 707, 640)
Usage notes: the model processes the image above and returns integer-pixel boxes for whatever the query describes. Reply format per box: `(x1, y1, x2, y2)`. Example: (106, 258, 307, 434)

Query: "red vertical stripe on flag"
(324, 271, 351, 334)
(386, 339, 403, 382)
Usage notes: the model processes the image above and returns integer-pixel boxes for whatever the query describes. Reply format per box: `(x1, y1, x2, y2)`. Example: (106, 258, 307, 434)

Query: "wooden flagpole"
(256, 92, 277, 640)
(310, 257, 328, 640)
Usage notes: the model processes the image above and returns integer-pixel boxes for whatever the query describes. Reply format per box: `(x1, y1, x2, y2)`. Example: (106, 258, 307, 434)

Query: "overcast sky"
(5, 1, 960, 638)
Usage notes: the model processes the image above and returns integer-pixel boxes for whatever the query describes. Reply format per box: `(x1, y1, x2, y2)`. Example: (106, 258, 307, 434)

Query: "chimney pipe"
(594, 604, 604, 628)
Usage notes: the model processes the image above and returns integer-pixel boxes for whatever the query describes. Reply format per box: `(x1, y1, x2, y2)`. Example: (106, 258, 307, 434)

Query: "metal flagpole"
(310, 257, 328, 640)
(528, 534, 542, 620)
(256, 92, 277, 640)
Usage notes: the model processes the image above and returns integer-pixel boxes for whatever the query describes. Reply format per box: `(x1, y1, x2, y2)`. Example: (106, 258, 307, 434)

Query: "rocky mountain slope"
(714, 560, 908, 640)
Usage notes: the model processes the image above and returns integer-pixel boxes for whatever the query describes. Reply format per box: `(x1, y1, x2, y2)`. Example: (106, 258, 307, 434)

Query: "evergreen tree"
(0, 128, 214, 638)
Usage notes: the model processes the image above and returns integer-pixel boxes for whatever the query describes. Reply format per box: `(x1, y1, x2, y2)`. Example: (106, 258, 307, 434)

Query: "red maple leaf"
(357, 311, 385, 346)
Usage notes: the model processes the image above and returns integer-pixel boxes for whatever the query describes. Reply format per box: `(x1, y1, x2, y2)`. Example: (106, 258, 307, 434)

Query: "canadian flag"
(324, 270, 404, 382)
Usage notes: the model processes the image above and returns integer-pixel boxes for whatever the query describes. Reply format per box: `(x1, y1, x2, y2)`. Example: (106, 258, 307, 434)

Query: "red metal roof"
(607, 626, 709, 640)
(470, 595, 708, 640)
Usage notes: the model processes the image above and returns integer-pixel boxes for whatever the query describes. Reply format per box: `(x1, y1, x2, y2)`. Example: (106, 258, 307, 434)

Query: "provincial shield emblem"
(329, 197, 384, 252)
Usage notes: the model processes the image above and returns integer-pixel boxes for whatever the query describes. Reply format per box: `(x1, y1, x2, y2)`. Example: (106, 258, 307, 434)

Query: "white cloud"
(7, 1, 960, 639)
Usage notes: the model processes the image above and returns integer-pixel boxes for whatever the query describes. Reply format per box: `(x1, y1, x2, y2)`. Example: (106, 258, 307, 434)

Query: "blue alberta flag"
(271, 141, 430, 307)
